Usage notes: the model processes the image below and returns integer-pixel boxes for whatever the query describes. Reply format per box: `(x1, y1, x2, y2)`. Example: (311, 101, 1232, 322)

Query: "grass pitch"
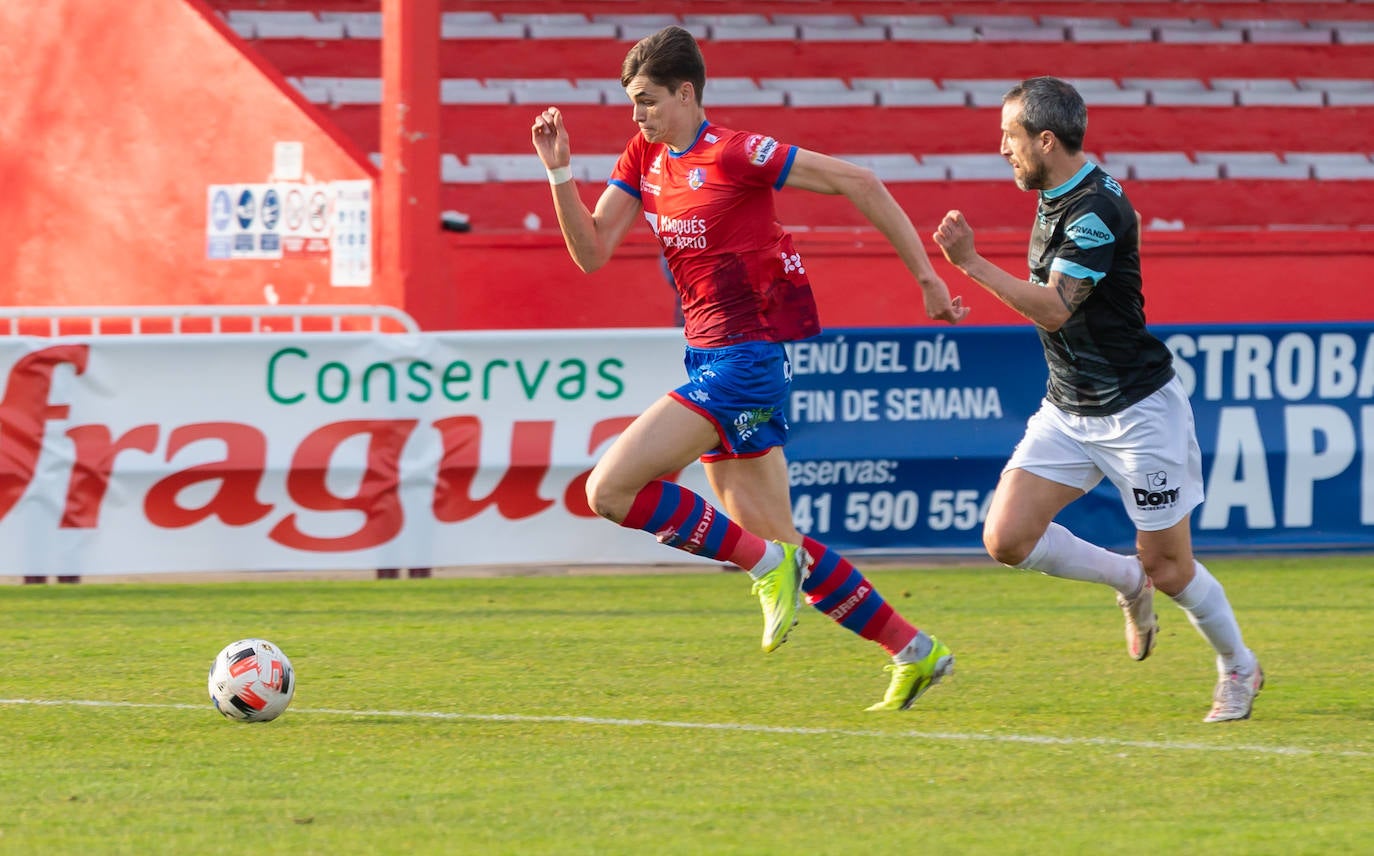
(2, 556, 1371, 855)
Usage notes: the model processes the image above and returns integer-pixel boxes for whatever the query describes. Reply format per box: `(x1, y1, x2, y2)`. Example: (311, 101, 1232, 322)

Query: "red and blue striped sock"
(621, 480, 769, 570)
(801, 536, 918, 656)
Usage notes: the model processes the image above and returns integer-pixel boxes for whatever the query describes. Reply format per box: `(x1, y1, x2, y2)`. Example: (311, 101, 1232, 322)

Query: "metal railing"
(0, 304, 420, 336)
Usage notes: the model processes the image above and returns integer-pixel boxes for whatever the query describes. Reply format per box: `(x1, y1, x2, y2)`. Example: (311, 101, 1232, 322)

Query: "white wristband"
(547, 165, 573, 185)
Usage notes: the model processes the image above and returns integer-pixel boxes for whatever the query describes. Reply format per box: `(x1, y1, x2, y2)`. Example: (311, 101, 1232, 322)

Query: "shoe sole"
(1120, 581, 1159, 662)
(899, 654, 954, 711)
(762, 615, 800, 653)
(1130, 618, 1158, 662)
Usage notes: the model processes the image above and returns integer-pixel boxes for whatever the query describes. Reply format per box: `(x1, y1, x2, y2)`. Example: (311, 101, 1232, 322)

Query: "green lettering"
(406, 361, 433, 402)
(267, 346, 308, 404)
(482, 359, 510, 400)
(318, 362, 350, 404)
(442, 360, 471, 402)
(361, 362, 398, 403)
(556, 359, 588, 400)
(597, 358, 625, 400)
(516, 360, 550, 399)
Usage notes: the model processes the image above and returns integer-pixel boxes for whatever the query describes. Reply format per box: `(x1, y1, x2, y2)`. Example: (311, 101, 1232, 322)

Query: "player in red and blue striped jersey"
(532, 26, 966, 710)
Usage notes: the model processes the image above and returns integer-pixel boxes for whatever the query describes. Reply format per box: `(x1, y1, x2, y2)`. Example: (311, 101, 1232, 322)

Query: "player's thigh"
(589, 395, 719, 502)
(988, 403, 1100, 550)
(704, 447, 798, 542)
(984, 467, 1084, 555)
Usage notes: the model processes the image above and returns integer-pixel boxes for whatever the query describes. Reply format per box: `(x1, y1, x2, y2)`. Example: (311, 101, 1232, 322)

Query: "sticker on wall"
(330, 180, 372, 287)
(205, 183, 284, 260)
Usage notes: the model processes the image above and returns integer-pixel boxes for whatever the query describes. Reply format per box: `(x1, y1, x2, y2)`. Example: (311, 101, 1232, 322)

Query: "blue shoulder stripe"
(608, 178, 641, 199)
(774, 146, 799, 190)
(1051, 258, 1107, 283)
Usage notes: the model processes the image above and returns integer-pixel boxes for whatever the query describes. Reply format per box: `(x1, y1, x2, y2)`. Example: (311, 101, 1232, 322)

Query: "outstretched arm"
(531, 107, 640, 273)
(933, 210, 1091, 332)
(784, 149, 967, 325)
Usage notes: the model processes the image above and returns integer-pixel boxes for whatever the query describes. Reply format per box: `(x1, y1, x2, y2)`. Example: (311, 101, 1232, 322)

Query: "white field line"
(2, 697, 1370, 759)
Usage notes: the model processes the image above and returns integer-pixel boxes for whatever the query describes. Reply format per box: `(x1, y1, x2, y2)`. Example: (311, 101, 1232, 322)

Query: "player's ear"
(678, 82, 693, 104)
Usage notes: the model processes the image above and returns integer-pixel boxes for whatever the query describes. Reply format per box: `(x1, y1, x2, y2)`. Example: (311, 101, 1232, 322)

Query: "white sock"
(1171, 561, 1257, 676)
(894, 631, 933, 665)
(1014, 522, 1145, 595)
(747, 541, 785, 580)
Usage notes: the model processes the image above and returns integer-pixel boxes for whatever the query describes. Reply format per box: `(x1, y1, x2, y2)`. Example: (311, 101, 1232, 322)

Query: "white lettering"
(1283, 405, 1356, 527)
(1318, 334, 1358, 398)
(1235, 334, 1275, 400)
(788, 339, 848, 375)
(658, 216, 707, 235)
(1360, 334, 1374, 397)
(1274, 333, 1316, 400)
(1194, 334, 1235, 401)
(882, 387, 1003, 421)
(790, 389, 834, 422)
(1166, 333, 1198, 396)
(1364, 407, 1374, 525)
(912, 335, 960, 372)
(1200, 407, 1276, 530)
(1173, 331, 1374, 402)
(841, 389, 880, 421)
(853, 341, 907, 373)
(788, 460, 900, 487)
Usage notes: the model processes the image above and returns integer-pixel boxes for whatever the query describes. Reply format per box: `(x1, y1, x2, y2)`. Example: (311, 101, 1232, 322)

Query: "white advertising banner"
(0, 330, 713, 575)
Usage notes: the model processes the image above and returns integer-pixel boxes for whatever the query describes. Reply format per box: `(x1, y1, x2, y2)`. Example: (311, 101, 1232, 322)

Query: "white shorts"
(1004, 375, 1203, 532)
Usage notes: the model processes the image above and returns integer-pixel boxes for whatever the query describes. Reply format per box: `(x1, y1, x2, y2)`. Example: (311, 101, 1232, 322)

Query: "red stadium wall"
(444, 228, 1374, 330)
(3, 0, 1371, 331)
(0, 0, 395, 311)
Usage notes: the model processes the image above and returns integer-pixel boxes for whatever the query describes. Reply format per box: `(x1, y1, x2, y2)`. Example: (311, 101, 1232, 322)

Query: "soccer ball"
(207, 638, 295, 722)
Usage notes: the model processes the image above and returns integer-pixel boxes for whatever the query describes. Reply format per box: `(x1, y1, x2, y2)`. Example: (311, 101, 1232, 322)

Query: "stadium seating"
(207, 2, 1374, 232)
(168, 2, 1372, 332)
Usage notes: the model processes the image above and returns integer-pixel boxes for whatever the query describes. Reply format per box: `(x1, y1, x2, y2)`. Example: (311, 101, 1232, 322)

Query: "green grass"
(2, 556, 1371, 855)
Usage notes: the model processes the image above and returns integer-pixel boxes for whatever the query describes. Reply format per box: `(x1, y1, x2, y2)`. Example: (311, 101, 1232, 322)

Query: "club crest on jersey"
(746, 135, 778, 166)
(687, 168, 705, 190)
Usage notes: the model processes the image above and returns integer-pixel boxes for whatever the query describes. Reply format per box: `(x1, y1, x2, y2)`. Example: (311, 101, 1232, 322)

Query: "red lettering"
(0, 345, 89, 521)
(269, 419, 418, 551)
(563, 416, 635, 518)
(62, 424, 159, 528)
(563, 416, 685, 518)
(431, 416, 555, 521)
(144, 423, 274, 528)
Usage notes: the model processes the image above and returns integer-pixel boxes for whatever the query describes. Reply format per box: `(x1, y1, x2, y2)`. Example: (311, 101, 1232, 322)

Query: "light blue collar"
(1040, 160, 1096, 200)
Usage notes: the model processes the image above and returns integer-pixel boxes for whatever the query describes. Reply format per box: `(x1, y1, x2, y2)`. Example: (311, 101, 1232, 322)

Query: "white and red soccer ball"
(207, 638, 295, 722)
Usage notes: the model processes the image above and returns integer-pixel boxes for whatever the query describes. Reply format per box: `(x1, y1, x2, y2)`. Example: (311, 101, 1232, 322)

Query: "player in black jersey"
(932, 77, 1262, 722)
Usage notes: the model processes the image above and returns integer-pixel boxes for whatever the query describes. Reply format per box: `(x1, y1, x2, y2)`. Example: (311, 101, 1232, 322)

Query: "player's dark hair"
(621, 26, 707, 105)
(1004, 77, 1087, 154)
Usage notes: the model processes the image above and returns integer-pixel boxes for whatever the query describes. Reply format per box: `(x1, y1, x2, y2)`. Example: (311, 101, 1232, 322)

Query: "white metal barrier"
(0, 304, 420, 336)
(3, 303, 421, 583)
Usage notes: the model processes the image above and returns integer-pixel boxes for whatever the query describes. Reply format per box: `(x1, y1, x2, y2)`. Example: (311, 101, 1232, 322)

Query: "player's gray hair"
(621, 26, 707, 105)
(1004, 77, 1087, 153)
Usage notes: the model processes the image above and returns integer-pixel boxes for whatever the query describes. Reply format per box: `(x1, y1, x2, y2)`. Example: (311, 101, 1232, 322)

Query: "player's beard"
(1013, 152, 1050, 191)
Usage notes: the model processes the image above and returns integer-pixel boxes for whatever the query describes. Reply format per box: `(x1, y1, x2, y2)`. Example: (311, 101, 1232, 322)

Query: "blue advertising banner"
(786, 324, 1374, 555)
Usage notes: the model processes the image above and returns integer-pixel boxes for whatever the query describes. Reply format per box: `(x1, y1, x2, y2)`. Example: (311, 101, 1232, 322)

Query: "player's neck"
(1045, 154, 1089, 189)
(666, 113, 708, 153)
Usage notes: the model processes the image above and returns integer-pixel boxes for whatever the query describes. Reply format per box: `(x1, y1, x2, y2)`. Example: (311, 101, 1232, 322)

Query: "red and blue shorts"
(669, 340, 791, 462)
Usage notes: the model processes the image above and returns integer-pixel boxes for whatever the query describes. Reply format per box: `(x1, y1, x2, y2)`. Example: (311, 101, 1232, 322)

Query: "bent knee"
(584, 469, 635, 523)
(1139, 556, 1193, 593)
(983, 527, 1036, 567)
